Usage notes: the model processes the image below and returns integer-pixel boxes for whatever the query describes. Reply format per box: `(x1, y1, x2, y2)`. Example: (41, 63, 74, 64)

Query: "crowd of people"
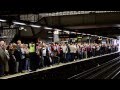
(0, 40, 118, 77)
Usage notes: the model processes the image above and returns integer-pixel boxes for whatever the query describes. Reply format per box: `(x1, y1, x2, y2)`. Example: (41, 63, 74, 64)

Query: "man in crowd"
(0, 39, 118, 77)
(0, 41, 9, 76)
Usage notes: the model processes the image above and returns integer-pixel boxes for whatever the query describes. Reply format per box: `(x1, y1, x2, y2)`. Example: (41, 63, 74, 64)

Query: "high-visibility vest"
(29, 44, 35, 53)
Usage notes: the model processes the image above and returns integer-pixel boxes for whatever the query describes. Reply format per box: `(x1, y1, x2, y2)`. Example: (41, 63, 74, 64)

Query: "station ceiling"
(0, 11, 120, 38)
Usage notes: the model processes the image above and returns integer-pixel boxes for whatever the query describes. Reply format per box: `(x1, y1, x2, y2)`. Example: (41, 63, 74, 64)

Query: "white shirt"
(70, 45, 77, 53)
(42, 48, 47, 56)
(21, 48, 25, 59)
(61, 45, 67, 53)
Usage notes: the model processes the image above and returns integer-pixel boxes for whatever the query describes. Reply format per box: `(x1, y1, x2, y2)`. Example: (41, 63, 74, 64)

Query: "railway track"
(68, 56, 120, 79)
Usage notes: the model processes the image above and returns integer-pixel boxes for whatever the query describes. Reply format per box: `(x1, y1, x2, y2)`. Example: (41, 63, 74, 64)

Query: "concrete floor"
(0, 52, 118, 79)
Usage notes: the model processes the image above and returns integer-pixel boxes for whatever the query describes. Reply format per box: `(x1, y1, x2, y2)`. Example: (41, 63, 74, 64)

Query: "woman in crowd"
(0, 39, 118, 77)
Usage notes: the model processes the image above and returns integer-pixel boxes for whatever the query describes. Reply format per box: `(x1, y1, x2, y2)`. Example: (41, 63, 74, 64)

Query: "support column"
(53, 30, 60, 42)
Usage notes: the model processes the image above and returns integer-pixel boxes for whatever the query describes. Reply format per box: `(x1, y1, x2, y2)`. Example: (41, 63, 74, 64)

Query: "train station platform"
(0, 52, 119, 79)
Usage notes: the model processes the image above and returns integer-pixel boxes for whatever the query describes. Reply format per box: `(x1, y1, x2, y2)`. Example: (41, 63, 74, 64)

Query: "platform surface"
(0, 52, 118, 79)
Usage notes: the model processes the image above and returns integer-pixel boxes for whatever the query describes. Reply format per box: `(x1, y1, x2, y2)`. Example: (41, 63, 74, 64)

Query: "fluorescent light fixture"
(54, 29, 62, 31)
(48, 37, 53, 38)
(78, 33, 81, 34)
(13, 21, 26, 25)
(0, 36, 7, 38)
(30, 25, 41, 28)
(3, 36, 7, 38)
(91, 35, 97, 36)
(0, 19, 6, 22)
(71, 32, 76, 34)
(87, 34, 91, 35)
(64, 31, 69, 32)
(24, 29, 27, 31)
(78, 37, 82, 38)
(91, 35, 94, 36)
(94, 35, 98, 36)
(48, 31, 52, 33)
(82, 33, 86, 35)
(64, 31, 70, 34)
(44, 27, 52, 30)
(114, 24, 120, 27)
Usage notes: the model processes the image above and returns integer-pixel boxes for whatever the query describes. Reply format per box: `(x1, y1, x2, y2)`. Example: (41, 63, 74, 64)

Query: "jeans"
(43, 56, 50, 67)
(66, 53, 71, 62)
(29, 53, 37, 71)
(84, 51, 87, 58)
(15, 61, 19, 73)
(24, 58, 30, 70)
(70, 53, 75, 61)
(78, 52, 83, 60)
(63, 53, 66, 63)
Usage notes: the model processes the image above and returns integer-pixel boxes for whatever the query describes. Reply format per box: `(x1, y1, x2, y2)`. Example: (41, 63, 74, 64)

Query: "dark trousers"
(51, 56, 55, 65)
(29, 53, 37, 71)
(62, 53, 66, 63)
(96, 51, 100, 56)
(51, 56, 60, 65)
(92, 50, 96, 57)
(19, 59, 24, 72)
(22, 58, 26, 71)
(70, 53, 75, 61)
(58, 53, 64, 63)
(66, 53, 71, 62)
(87, 51, 91, 58)
(36, 55, 41, 69)
(0, 63, 4, 76)
(78, 52, 83, 60)
(43, 56, 50, 67)
(8, 60, 16, 74)
(24, 58, 30, 70)
(40, 56, 44, 67)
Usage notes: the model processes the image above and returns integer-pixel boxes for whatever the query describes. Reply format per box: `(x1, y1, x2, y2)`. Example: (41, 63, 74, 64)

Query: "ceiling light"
(24, 29, 27, 31)
(94, 35, 98, 36)
(44, 27, 52, 30)
(113, 24, 120, 27)
(54, 29, 62, 31)
(91, 35, 97, 36)
(64, 31, 69, 32)
(13, 21, 26, 25)
(82, 33, 86, 35)
(91, 35, 94, 36)
(48, 37, 53, 38)
(71, 32, 76, 34)
(78, 33, 81, 34)
(30, 25, 41, 28)
(87, 34, 91, 35)
(64, 31, 70, 34)
(0, 19, 6, 22)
